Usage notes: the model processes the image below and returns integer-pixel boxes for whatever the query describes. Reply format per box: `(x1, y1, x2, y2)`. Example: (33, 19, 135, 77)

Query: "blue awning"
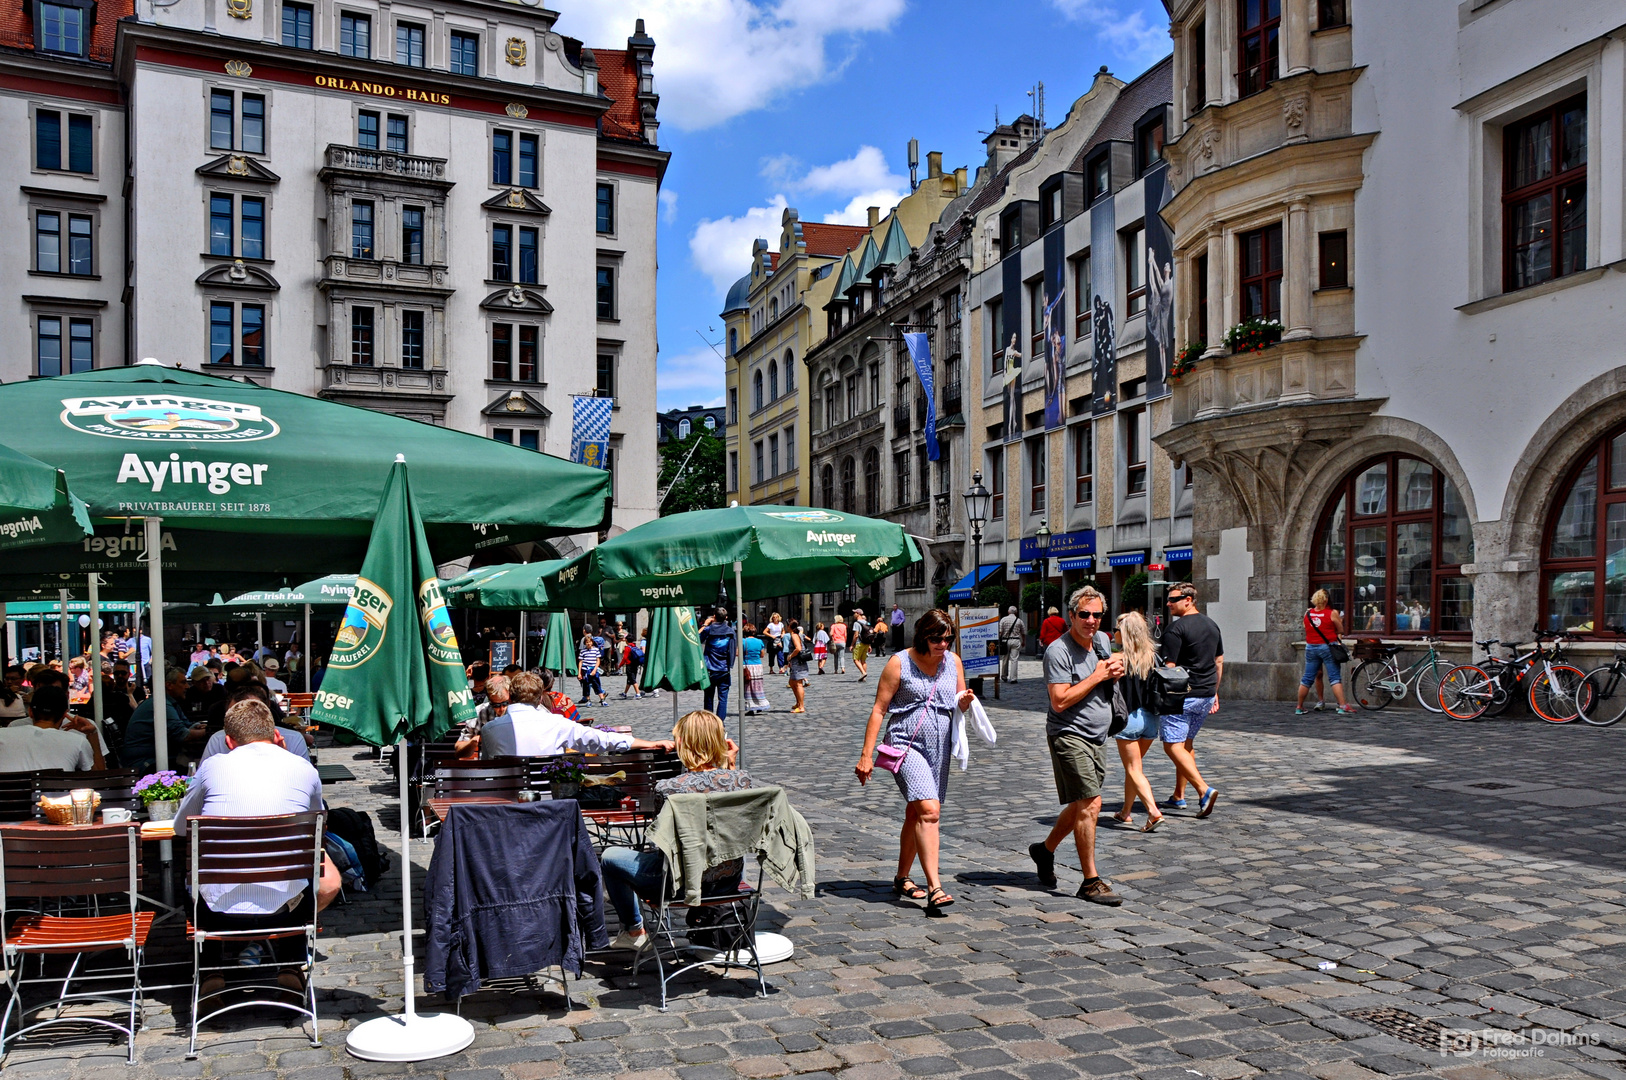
(1057, 557, 1093, 571)
(1164, 547, 1193, 561)
(1012, 561, 1037, 574)
(947, 564, 1002, 601)
(1107, 551, 1147, 567)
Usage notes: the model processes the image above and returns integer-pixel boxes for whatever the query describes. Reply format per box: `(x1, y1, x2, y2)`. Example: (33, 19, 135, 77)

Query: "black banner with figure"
(1144, 162, 1175, 401)
(1090, 197, 1117, 415)
(1043, 227, 1067, 430)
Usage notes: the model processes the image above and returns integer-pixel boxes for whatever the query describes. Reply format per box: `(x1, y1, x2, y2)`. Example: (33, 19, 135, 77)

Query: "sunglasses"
(924, 633, 951, 643)
(1074, 610, 1103, 620)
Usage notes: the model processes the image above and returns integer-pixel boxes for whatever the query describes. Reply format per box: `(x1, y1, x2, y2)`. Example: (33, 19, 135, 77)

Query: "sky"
(553, 0, 1174, 414)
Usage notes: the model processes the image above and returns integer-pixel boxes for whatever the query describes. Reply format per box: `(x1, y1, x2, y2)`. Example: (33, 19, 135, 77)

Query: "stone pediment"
(481, 389, 551, 419)
(479, 286, 553, 314)
(195, 154, 282, 185)
(196, 259, 281, 291)
(481, 188, 552, 216)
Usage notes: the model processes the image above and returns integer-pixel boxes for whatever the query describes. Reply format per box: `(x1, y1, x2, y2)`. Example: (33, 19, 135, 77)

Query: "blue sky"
(554, 0, 1173, 413)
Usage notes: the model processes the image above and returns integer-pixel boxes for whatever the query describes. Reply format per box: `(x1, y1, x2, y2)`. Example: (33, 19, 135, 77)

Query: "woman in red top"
(1038, 606, 1066, 648)
(1297, 589, 1355, 714)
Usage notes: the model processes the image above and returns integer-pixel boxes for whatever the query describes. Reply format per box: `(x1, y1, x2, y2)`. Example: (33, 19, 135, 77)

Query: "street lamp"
(963, 470, 990, 601)
(1033, 519, 1052, 654)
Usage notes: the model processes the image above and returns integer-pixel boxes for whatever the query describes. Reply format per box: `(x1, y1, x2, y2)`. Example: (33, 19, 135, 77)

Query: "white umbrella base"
(346, 1011, 475, 1062)
(696, 931, 795, 966)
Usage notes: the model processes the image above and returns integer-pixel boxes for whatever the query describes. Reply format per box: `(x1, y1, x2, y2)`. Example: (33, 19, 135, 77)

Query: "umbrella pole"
(256, 613, 263, 662)
(734, 561, 745, 767)
(303, 604, 312, 692)
(144, 517, 172, 863)
(58, 590, 70, 667)
(519, 610, 526, 669)
(89, 576, 103, 732)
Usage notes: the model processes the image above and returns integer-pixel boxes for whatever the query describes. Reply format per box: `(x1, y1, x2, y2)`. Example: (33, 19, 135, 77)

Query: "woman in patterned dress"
(854, 610, 976, 915)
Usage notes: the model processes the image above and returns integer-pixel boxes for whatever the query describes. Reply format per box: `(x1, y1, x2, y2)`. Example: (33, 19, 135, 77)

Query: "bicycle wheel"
(1413, 657, 1447, 715)
(1581, 668, 1626, 727)
(1439, 665, 1492, 720)
(1350, 660, 1396, 711)
(1529, 664, 1591, 723)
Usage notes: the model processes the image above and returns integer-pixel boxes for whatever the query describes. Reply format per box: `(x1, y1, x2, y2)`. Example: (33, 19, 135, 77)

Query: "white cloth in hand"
(950, 697, 998, 770)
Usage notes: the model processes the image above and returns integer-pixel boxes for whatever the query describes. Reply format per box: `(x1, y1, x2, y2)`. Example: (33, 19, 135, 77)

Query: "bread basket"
(38, 792, 101, 825)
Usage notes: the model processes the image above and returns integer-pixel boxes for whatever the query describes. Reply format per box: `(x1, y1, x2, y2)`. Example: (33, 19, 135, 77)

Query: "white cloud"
(659, 188, 680, 224)
(657, 345, 727, 412)
(1048, 0, 1173, 64)
(689, 195, 788, 294)
(552, 0, 907, 130)
(795, 145, 905, 195)
(822, 188, 906, 225)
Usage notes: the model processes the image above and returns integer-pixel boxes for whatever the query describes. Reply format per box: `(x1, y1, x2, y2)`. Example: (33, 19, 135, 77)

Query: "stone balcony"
(813, 404, 884, 454)
(321, 144, 450, 184)
(1171, 334, 1360, 426)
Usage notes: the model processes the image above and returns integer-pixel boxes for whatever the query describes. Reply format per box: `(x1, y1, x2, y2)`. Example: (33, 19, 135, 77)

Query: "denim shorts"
(1114, 706, 1158, 742)
(1301, 643, 1342, 686)
(1160, 696, 1214, 744)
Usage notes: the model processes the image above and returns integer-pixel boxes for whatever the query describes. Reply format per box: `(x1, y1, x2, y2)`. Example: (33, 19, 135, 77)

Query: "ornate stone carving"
(229, 259, 247, 282)
(506, 189, 526, 208)
(505, 38, 527, 66)
(225, 0, 251, 20)
(1282, 96, 1306, 130)
(226, 155, 250, 176)
(224, 59, 253, 77)
(1197, 128, 1219, 161)
(505, 102, 528, 119)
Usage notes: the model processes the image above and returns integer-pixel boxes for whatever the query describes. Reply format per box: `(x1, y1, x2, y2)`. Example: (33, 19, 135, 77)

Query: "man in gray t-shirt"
(1029, 586, 1125, 907)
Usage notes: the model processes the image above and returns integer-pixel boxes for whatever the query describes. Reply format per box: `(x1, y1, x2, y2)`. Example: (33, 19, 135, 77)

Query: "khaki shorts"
(853, 643, 870, 662)
(1047, 730, 1106, 805)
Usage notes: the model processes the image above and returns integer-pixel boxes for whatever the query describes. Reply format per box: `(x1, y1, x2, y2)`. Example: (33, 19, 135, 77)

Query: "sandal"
(1142, 815, 1164, 833)
(925, 886, 955, 915)
(891, 876, 927, 900)
(1111, 811, 1134, 824)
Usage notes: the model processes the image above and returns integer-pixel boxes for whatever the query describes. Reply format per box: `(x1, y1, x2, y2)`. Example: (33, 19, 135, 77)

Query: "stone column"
(1283, 0, 1313, 76)
(1203, 225, 1225, 358)
(1284, 199, 1313, 341)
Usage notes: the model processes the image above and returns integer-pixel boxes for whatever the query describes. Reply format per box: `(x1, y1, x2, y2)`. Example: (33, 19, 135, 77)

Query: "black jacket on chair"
(424, 800, 608, 1001)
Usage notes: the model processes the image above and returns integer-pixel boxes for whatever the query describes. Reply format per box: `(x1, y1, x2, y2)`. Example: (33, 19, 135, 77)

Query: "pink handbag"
(874, 671, 949, 773)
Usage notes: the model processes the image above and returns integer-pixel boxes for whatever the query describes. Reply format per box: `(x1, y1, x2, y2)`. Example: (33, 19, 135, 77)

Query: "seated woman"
(600, 709, 749, 953)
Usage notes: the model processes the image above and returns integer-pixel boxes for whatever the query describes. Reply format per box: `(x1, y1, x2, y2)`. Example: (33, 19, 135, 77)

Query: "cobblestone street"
(12, 659, 1626, 1079)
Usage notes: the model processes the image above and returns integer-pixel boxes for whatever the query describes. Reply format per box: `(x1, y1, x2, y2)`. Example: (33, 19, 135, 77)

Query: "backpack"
(630, 644, 645, 665)
(326, 807, 390, 890)
(1093, 634, 1129, 737)
(1149, 665, 1192, 715)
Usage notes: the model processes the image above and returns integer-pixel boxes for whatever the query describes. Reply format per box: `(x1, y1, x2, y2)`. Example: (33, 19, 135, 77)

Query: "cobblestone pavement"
(11, 656, 1626, 1079)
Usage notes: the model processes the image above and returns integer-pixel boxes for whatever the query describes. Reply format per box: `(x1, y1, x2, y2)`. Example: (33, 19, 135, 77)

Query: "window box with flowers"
(1168, 341, 1206, 384)
(1224, 318, 1283, 355)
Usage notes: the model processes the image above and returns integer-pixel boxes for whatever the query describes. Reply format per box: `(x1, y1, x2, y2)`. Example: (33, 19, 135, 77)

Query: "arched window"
(727, 327, 738, 356)
(752, 370, 763, 411)
(864, 448, 881, 515)
(821, 463, 835, 509)
(703, 414, 716, 431)
(677, 418, 691, 439)
(1311, 454, 1474, 636)
(841, 456, 856, 513)
(768, 360, 779, 402)
(1542, 427, 1626, 632)
(769, 297, 779, 319)
(783, 350, 795, 392)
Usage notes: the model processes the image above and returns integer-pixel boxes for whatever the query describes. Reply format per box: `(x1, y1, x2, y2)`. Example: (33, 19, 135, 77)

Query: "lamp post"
(963, 470, 990, 602)
(1033, 519, 1051, 656)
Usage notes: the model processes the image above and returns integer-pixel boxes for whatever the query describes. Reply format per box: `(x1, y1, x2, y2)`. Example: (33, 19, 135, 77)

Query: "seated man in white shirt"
(175, 698, 340, 994)
(481, 671, 673, 759)
(261, 659, 289, 696)
(0, 686, 103, 772)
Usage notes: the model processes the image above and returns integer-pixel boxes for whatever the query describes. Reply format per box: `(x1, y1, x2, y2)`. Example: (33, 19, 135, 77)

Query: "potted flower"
(1224, 318, 1283, 355)
(1169, 340, 1206, 384)
(134, 771, 189, 822)
(539, 758, 585, 801)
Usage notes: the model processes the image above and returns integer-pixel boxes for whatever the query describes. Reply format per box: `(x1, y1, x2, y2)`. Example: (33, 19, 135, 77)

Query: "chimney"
(867, 206, 880, 228)
(926, 151, 942, 179)
(954, 166, 968, 193)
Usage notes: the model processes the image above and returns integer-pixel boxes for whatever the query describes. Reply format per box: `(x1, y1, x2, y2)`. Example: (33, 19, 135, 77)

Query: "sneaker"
(1165, 795, 1187, 809)
(1028, 841, 1057, 888)
(1197, 787, 1219, 818)
(1078, 877, 1123, 906)
(609, 929, 651, 952)
(1294, 708, 1308, 715)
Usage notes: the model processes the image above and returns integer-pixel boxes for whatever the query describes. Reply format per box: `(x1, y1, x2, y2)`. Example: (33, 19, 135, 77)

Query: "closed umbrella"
(642, 605, 707, 694)
(310, 458, 478, 1062)
(539, 611, 578, 677)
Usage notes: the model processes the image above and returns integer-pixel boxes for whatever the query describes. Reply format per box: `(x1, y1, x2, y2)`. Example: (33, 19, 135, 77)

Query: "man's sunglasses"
(1073, 610, 1103, 620)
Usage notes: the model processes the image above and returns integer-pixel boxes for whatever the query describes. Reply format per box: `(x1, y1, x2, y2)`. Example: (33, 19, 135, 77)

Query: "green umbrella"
(539, 611, 578, 676)
(642, 605, 707, 693)
(219, 574, 357, 608)
(310, 457, 478, 1062)
(443, 560, 571, 610)
(0, 442, 93, 551)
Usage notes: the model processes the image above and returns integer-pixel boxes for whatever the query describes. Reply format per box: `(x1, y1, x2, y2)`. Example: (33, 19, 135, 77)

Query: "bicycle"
(1579, 626, 1626, 727)
(1439, 631, 1592, 722)
(1348, 637, 1450, 713)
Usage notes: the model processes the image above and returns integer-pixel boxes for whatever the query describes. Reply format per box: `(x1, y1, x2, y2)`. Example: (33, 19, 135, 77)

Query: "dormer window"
(34, 0, 92, 58)
(1000, 207, 1023, 252)
(1087, 154, 1110, 203)
(1039, 181, 1063, 231)
(1135, 114, 1166, 176)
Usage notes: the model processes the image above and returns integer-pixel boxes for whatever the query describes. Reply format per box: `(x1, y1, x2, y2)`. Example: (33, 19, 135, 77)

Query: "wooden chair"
(0, 772, 39, 823)
(186, 812, 325, 1058)
(0, 822, 152, 1065)
(35, 769, 140, 819)
(432, 761, 525, 801)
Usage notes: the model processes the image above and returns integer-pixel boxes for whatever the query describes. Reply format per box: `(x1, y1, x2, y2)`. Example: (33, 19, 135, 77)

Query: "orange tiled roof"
(0, 0, 130, 63)
(593, 48, 646, 143)
(799, 222, 871, 257)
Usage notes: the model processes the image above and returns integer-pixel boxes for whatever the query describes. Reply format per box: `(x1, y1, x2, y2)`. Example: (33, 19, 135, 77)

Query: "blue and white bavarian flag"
(903, 332, 939, 462)
(571, 395, 612, 470)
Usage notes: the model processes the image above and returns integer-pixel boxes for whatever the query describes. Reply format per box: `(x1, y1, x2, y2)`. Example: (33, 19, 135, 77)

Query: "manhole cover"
(1347, 1007, 1449, 1049)
(1467, 782, 1515, 790)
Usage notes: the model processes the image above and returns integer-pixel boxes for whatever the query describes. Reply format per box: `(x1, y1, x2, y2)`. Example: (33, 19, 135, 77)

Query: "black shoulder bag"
(1308, 612, 1350, 666)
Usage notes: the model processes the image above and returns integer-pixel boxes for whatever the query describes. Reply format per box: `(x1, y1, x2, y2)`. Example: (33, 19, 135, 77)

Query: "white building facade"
(3, 0, 665, 548)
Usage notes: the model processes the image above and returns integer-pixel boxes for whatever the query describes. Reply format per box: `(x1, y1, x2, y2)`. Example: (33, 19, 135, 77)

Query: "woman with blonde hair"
(599, 710, 750, 953)
(1298, 588, 1354, 714)
(1109, 611, 1164, 832)
(829, 614, 848, 674)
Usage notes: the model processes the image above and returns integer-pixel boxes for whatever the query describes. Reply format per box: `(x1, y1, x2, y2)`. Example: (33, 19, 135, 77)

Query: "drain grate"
(1346, 1007, 1450, 1049)
(1467, 782, 1515, 790)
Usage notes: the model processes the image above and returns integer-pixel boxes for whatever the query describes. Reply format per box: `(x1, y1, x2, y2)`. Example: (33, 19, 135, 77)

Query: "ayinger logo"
(61, 395, 280, 442)
(419, 578, 462, 666)
(330, 576, 392, 668)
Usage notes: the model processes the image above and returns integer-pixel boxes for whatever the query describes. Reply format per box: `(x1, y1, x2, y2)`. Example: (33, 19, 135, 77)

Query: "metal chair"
(185, 812, 325, 1058)
(0, 822, 151, 1065)
(432, 761, 526, 801)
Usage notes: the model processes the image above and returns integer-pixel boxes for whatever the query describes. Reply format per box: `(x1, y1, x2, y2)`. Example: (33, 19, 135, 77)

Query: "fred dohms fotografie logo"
(61, 395, 280, 442)
(330, 576, 392, 669)
(1440, 1027, 1599, 1059)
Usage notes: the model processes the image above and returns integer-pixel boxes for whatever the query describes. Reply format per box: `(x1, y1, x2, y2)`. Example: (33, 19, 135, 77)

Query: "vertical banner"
(1001, 252, 1025, 441)
(1090, 199, 1118, 416)
(903, 332, 939, 462)
(1042, 227, 1067, 430)
(570, 395, 612, 469)
(1144, 162, 1175, 401)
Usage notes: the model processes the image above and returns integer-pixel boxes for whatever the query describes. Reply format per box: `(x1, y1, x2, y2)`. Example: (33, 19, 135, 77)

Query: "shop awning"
(1107, 551, 1147, 567)
(1057, 557, 1093, 572)
(1163, 547, 1193, 561)
(947, 563, 1003, 601)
